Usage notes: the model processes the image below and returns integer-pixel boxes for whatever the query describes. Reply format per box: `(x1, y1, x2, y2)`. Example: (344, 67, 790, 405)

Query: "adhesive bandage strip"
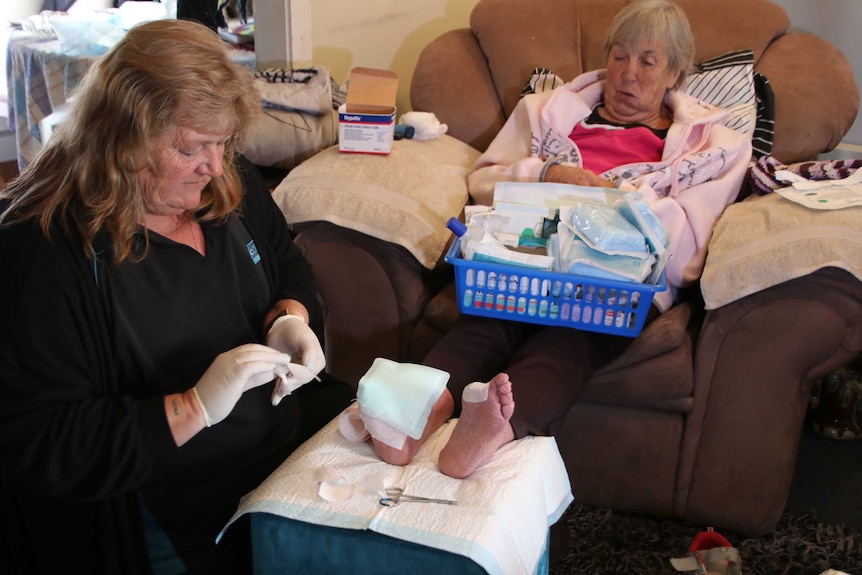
(360, 414, 409, 450)
(462, 381, 490, 403)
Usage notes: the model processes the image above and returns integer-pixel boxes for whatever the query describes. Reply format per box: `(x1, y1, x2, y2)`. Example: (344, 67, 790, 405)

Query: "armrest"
(293, 222, 453, 386)
(756, 30, 859, 162)
(678, 267, 862, 535)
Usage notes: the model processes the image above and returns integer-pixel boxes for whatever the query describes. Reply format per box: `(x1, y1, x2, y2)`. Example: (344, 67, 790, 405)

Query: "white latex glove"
(265, 314, 326, 404)
(192, 343, 292, 427)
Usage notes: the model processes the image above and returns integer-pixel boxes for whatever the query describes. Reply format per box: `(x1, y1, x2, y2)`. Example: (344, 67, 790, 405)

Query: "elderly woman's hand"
(543, 164, 616, 188)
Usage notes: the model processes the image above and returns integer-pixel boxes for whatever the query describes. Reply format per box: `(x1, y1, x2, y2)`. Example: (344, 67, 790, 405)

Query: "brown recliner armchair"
(290, 0, 862, 536)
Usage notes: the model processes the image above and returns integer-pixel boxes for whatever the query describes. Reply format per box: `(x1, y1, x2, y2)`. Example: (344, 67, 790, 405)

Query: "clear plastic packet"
(617, 194, 670, 284)
(562, 202, 649, 258)
(553, 227, 654, 282)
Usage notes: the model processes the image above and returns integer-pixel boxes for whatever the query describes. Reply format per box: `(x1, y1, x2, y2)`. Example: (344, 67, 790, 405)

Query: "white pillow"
(683, 49, 756, 139)
(272, 135, 481, 269)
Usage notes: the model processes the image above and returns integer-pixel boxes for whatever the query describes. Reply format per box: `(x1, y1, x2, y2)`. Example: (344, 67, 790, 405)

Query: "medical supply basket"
(444, 238, 667, 337)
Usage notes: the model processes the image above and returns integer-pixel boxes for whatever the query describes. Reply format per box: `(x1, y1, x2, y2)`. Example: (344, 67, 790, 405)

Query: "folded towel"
(271, 135, 480, 270)
(221, 417, 573, 575)
(701, 193, 862, 309)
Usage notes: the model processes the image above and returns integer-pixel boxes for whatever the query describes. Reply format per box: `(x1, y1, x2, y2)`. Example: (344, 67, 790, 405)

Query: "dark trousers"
(423, 316, 635, 439)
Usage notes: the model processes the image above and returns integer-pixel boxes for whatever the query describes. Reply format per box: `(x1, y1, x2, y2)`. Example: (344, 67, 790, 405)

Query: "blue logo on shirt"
(247, 240, 261, 264)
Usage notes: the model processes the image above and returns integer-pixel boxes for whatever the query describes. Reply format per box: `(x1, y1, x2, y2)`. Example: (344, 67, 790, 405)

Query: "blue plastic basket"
(444, 238, 667, 337)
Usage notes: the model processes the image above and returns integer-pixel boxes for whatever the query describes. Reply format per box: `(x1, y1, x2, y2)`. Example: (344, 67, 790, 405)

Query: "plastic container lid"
(446, 217, 467, 237)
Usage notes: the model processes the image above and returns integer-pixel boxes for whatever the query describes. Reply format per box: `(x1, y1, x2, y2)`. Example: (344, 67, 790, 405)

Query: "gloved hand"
(265, 314, 326, 404)
(192, 343, 292, 427)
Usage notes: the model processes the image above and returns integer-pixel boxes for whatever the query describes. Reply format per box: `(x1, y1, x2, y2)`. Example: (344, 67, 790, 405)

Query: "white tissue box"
(338, 104, 396, 154)
(338, 67, 398, 155)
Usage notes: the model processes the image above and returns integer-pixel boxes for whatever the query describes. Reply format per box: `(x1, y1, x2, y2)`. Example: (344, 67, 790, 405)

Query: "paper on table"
(775, 168, 862, 210)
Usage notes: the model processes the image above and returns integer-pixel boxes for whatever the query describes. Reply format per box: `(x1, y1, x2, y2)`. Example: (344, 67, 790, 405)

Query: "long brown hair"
(0, 18, 260, 264)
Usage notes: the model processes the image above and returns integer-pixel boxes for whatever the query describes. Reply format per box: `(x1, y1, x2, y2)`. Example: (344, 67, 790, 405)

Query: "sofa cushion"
(272, 135, 482, 269)
(423, 281, 462, 333)
(582, 303, 695, 410)
(701, 193, 862, 309)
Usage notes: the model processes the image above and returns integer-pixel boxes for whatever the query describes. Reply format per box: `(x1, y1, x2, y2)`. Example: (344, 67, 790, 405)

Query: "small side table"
(251, 514, 552, 575)
(222, 417, 572, 575)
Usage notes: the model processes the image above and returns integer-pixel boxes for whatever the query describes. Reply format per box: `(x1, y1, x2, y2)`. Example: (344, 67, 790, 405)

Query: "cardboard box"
(338, 67, 398, 154)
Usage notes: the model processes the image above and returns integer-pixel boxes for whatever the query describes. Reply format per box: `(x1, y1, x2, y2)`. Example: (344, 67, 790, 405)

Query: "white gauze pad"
(356, 357, 450, 447)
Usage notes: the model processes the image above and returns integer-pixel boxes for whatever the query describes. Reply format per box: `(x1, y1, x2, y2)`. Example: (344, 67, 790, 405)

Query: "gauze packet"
(565, 201, 649, 258)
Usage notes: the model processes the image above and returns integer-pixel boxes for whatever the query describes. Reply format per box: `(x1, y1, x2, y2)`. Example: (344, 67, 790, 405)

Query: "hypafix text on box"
(339, 67, 398, 154)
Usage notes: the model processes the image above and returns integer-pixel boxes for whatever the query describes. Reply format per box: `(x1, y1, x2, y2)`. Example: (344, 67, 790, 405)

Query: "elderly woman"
(0, 19, 352, 575)
(362, 0, 751, 487)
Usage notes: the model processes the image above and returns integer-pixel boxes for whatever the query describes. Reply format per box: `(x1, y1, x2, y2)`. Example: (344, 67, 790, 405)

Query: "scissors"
(378, 487, 458, 507)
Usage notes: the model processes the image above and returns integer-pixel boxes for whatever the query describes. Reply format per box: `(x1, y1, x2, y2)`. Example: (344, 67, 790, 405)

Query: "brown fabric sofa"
(290, 0, 862, 536)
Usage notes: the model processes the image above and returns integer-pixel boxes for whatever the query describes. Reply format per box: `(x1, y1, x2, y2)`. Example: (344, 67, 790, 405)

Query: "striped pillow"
(684, 49, 756, 140)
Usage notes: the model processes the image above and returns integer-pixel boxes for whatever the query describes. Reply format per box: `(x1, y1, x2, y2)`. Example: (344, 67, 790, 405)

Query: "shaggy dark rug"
(550, 504, 862, 575)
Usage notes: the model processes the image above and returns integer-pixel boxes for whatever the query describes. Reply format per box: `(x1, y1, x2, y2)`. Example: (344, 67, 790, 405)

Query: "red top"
(569, 110, 666, 174)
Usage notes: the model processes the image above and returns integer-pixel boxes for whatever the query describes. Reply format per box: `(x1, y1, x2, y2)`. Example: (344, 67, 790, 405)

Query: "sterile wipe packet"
(617, 194, 670, 284)
(618, 194, 669, 251)
(565, 202, 649, 257)
(553, 227, 654, 282)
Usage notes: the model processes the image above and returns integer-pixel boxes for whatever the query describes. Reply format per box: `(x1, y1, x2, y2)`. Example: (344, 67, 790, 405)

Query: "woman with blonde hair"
(0, 18, 352, 575)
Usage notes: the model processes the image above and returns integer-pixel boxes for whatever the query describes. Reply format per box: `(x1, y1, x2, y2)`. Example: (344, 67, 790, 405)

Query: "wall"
(258, 0, 859, 145)
(770, 0, 862, 147)
(257, 0, 480, 115)
(7, 1, 859, 159)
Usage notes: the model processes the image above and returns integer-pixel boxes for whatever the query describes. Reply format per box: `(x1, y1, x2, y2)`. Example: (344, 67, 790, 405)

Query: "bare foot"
(438, 373, 515, 479)
(371, 388, 455, 466)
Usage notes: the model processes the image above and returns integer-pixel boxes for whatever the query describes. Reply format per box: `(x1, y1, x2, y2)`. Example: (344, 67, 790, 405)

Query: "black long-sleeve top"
(0, 157, 322, 574)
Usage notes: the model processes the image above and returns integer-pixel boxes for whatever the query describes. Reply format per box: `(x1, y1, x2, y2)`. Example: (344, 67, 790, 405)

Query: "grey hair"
(603, 0, 695, 89)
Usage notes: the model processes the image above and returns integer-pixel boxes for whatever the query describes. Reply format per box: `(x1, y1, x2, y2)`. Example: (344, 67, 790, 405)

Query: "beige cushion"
(272, 135, 481, 269)
(701, 193, 862, 309)
(240, 108, 339, 170)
